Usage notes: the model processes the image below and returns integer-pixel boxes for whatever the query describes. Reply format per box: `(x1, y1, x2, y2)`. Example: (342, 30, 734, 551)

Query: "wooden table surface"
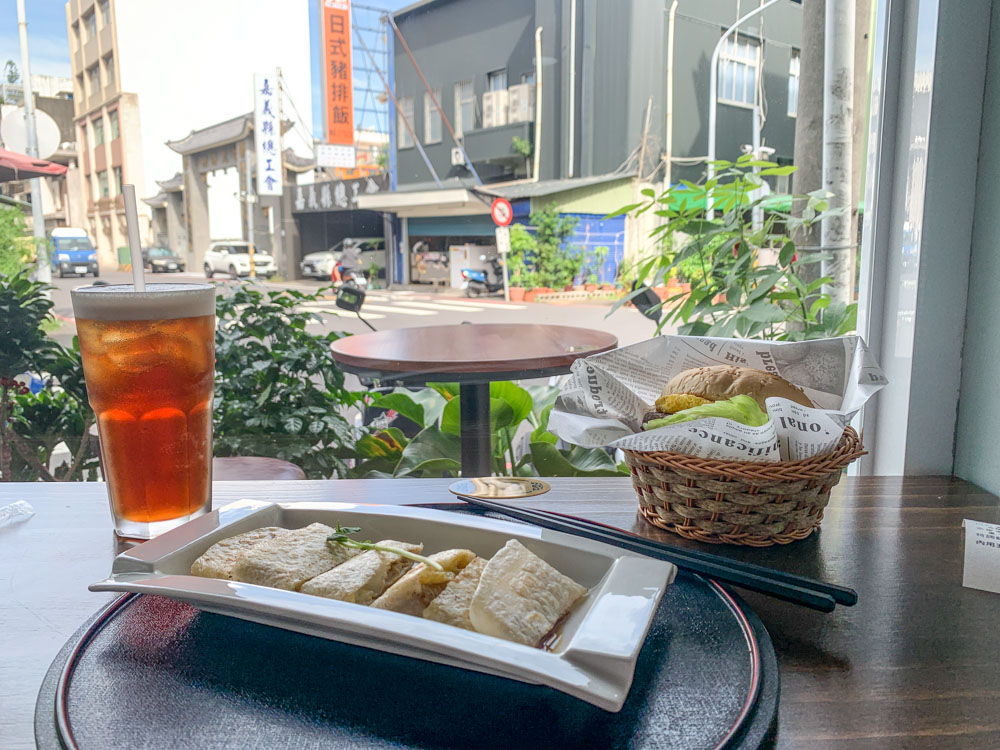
(2, 476, 998, 749)
(329, 323, 617, 378)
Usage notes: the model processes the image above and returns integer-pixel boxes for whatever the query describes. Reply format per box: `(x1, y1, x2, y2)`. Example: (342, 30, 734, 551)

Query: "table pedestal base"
(459, 383, 492, 477)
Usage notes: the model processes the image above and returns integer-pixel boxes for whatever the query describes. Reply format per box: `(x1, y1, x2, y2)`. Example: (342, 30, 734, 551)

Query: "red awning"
(0, 148, 68, 183)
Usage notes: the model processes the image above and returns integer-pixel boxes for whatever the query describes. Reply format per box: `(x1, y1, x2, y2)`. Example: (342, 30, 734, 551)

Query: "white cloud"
(0, 30, 72, 79)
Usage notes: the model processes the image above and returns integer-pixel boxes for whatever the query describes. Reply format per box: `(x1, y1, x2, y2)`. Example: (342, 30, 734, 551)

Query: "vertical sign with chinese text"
(254, 71, 283, 197)
(323, 0, 355, 167)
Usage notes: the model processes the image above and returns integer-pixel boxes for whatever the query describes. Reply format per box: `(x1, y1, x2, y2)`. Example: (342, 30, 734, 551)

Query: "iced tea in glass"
(71, 283, 215, 539)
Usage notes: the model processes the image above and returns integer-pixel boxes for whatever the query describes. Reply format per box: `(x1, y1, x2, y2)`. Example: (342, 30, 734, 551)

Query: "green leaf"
(758, 165, 797, 176)
(427, 382, 460, 400)
(282, 416, 303, 433)
(405, 387, 448, 426)
(440, 396, 515, 435)
(603, 202, 643, 220)
(490, 381, 533, 425)
(394, 425, 461, 477)
(742, 301, 787, 324)
(808, 296, 831, 319)
(373, 391, 425, 426)
(529, 442, 627, 477)
(778, 241, 796, 267)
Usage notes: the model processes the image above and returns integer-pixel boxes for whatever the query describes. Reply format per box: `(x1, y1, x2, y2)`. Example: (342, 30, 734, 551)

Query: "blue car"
(50, 227, 99, 278)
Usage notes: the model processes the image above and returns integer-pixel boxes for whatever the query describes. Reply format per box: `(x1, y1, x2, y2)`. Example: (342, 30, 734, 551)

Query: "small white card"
(962, 519, 1000, 594)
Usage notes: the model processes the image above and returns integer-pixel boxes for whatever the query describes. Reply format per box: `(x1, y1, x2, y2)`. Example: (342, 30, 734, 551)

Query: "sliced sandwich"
(190, 527, 288, 580)
(300, 540, 423, 604)
(470, 539, 587, 647)
(371, 548, 477, 616)
(422, 556, 487, 630)
(230, 522, 360, 591)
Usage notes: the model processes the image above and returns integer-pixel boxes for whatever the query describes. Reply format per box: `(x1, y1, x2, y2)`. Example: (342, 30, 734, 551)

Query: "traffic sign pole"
(491, 199, 514, 302)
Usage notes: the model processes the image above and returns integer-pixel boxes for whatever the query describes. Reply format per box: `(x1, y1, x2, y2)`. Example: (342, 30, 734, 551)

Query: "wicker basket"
(624, 427, 865, 546)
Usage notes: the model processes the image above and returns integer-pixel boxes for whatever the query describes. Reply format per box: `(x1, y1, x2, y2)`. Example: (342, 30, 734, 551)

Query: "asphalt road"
(47, 269, 664, 348)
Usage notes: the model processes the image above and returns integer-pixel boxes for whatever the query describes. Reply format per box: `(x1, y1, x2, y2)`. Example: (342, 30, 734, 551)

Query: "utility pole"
(16, 0, 51, 291)
(821, 0, 855, 306)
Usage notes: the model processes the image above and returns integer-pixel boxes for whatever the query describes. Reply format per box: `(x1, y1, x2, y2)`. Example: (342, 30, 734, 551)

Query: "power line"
(277, 71, 316, 152)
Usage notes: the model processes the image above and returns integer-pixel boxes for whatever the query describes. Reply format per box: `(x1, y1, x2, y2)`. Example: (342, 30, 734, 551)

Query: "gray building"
(392, 0, 802, 187)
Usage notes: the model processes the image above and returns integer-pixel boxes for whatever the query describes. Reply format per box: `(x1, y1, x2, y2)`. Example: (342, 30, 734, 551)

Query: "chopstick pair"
(453, 494, 857, 614)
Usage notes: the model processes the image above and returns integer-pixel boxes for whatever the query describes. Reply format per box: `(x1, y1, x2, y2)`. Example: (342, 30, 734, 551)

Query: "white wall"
(114, 0, 315, 200)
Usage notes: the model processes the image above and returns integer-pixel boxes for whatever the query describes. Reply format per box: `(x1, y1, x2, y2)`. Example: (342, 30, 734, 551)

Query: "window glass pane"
(397, 96, 413, 148)
(788, 50, 800, 116)
(109, 110, 119, 140)
(104, 54, 114, 86)
(424, 88, 442, 143)
(93, 117, 104, 145)
(487, 69, 507, 91)
(454, 80, 473, 135)
(113, 166, 122, 194)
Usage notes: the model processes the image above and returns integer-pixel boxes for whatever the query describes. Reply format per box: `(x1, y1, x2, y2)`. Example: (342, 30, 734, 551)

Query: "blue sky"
(2, 0, 414, 139)
(0, 0, 74, 79)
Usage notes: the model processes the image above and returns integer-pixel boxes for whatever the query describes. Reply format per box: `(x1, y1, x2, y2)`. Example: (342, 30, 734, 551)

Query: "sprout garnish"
(327, 523, 444, 571)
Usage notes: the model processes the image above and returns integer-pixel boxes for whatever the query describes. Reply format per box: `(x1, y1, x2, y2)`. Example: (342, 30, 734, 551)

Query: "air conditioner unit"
(451, 147, 465, 166)
(483, 90, 509, 128)
(508, 83, 535, 123)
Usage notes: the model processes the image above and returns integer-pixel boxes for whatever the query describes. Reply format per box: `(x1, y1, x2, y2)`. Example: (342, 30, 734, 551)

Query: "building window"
(718, 35, 760, 106)
(99, 0, 110, 26)
(109, 109, 119, 140)
(787, 49, 800, 117)
(104, 54, 115, 88)
(424, 88, 442, 144)
(113, 166, 122, 195)
(84, 11, 97, 40)
(454, 80, 474, 136)
(97, 170, 109, 198)
(487, 69, 507, 92)
(521, 72, 535, 85)
(80, 123, 87, 150)
(87, 64, 100, 96)
(93, 116, 104, 145)
(397, 95, 414, 148)
(75, 74, 84, 101)
(72, 22, 80, 50)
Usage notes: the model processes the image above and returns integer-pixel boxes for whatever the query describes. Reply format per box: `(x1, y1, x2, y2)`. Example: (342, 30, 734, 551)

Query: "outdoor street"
(46, 269, 662, 350)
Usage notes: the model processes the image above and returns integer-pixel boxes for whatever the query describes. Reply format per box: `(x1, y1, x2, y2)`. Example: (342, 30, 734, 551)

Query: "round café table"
(330, 323, 617, 477)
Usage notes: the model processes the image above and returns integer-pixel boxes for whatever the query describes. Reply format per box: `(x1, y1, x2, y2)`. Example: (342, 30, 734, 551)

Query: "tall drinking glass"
(71, 283, 215, 539)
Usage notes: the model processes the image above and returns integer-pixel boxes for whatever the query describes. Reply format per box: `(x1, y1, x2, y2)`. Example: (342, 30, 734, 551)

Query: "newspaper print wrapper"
(549, 335, 887, 463)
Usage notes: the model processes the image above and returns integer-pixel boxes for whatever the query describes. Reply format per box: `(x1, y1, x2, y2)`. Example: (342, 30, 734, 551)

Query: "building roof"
(143, 191, 168, 208)
(394, 0, 450, 20)
(473, 172, 636, 200)
(284, 147, 315, 172)
(165, 113, 295, 155)
(157, 173, 184, 192)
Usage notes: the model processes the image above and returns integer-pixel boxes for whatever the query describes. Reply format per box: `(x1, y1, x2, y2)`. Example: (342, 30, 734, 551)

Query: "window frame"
(112, 166, 122, 195)
(487, 69, 508, 92)
(99, 0, 110, 26)
(397, 95, 414, 149)
(97, 170, 109, 199)
(84, 11, 97, 40)
(103, 54, 115, 88)
(108, 109, 119, 140)
(92, 116, 104, 146)
(87, 64, 100, 97)
(454, 80, 474, 137)
(424, 87, 442, 144)
(787, 49, 800, 118)
(717, 33, 761, 108)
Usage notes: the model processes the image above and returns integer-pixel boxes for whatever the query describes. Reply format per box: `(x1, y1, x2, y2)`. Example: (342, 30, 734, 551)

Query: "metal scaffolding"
(352, 4, 391, 134)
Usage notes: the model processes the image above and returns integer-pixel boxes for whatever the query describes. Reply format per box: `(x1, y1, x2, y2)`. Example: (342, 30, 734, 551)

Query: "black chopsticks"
(453, 494, 857, 613)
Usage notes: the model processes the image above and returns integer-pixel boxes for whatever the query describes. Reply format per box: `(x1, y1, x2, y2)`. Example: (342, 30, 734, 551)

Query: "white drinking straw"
(122, 184, 146, 292)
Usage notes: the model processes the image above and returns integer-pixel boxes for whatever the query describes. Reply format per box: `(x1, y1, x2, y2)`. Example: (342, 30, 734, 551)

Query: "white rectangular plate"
(91, 500, 676, 711)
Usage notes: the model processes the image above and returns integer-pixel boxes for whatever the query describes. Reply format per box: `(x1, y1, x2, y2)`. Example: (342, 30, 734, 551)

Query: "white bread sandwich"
(422, 556, 488, 630)
(371, 548, 477, 616)
(470, 539, 587, 646)
(190, 527, 288, 580)
(300, 540, 423, 604)
(230, 522, 360, 591)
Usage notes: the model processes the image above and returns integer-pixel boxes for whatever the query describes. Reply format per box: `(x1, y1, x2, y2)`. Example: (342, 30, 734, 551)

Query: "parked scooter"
(460, 255, 505, 297)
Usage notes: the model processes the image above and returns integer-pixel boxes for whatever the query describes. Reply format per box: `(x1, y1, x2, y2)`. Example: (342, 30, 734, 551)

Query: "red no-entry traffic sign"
(491, 197, 513, 226)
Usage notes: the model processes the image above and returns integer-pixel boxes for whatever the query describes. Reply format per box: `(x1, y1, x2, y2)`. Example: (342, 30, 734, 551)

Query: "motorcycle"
(332, 263, 368, 289)
(460, 255, 505, 297)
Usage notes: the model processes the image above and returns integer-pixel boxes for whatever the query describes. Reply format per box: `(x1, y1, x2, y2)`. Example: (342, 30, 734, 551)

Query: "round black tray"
(36, 574, 778, 750)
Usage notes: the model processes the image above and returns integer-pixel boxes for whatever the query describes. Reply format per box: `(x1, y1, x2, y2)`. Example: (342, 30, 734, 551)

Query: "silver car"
(300, 237, 386, 280)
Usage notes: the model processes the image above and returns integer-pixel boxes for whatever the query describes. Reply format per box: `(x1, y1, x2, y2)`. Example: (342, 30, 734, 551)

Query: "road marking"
(432, 298, 525, 310)
(391, 300, 494, 312)
(306, 307, 387, 320)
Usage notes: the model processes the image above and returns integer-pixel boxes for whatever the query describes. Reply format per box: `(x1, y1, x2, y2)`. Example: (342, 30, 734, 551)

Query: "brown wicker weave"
(625, 427, 865, 547)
